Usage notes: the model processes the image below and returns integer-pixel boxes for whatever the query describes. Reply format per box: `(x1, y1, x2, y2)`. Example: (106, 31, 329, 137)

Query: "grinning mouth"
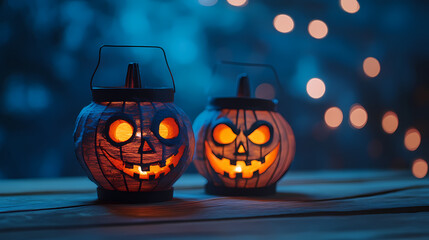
(101, 145, 185, 180)
(205, 141, 279, 179)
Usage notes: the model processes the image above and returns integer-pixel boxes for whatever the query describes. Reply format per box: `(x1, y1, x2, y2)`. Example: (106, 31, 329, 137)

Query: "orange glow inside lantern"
(109, 120, 134, 143)
(73, 45, 194, 203)
(193, 69, 295, 196)
(159, 117, 180, 139)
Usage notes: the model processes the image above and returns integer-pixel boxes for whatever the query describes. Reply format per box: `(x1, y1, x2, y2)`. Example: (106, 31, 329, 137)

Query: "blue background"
(0, 0, 427, 178)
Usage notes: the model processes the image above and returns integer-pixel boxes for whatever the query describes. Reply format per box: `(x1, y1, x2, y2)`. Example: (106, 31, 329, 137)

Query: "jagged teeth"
(228, 158, 265, 165)
(159, 160, 166, 167)
(169, 164, 175, 170)
(115, 145, 185, 180)
(141, 165, 150, 171)
(136, 166, 148, 175)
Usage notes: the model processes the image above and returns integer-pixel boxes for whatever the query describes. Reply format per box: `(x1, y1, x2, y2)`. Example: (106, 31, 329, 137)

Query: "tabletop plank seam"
(1, 184, 428, 214)
(1, 205, 429, 233)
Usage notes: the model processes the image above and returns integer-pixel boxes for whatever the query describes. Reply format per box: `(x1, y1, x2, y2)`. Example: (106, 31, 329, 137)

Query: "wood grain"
(0, 171, 428, 239)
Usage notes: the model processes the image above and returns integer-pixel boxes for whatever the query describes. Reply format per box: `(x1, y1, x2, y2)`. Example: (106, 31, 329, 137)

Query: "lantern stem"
(237, 73, 250, 97)
(125, 63, 142, 88)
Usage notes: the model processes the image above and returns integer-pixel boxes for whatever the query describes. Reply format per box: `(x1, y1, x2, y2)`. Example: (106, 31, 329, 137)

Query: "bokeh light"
(325, 107, 343, 128)
(199, 0, 217, 7)
(227, 0, 247, 7)
(363, 57, 381, 78)
(255, 83, 275, 99)
(1, 0, 427, 179)
(308, 20, 328, 39)
(306, 78, 326, 99)
(404, 128, 421, 151)
(412, 159, 428, 179)
(273, 14, 294, 33)
(349, 104, 368, 129)
(340, 0, 360, 14)
(382, 111, 399, 134)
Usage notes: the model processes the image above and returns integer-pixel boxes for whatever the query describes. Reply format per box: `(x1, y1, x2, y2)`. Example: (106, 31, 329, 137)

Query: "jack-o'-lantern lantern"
(193, 68, 295, 196)
(74, 45, 194, 203)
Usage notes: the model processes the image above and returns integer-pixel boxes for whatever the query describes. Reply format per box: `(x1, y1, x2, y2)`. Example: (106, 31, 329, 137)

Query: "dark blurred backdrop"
(0, 0, 427, 178)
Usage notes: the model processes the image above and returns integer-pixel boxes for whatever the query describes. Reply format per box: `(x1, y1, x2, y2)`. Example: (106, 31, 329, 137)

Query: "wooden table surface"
(1, 171, 428, 239)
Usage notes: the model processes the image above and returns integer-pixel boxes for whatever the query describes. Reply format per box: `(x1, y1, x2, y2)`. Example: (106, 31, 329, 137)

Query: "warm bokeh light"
(255, 83, 275, 99)
(340, 0, 360, 14)
(306, 78, 326, 99)
(349, 104, 368, 129)
(324, 107, 343, 128)
(198, 0, 217, 7)
(227, 0, 247, 7)
(273, 14, 294, 33)
(363, 57, 381, 78)
(412, 159, 428, 179)
(382, 111, 399, 134)
(308, 20, 328, 39)
(404, 128, 421, 151)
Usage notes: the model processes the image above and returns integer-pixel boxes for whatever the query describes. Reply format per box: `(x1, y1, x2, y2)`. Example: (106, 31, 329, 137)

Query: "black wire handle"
(90, 45, 176, 92)
(212, 60, 282, 93)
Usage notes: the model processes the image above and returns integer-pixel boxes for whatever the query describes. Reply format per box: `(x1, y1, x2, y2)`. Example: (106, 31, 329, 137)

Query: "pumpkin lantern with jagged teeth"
(193, 73, 295, 196)
(74, 45, 194, 203)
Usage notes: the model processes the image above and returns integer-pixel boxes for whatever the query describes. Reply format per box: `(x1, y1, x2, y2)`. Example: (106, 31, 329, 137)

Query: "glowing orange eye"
(109, 120, 134, 143)
(248, 125, 271, 145)
(213, 124, 237, 145)
(159, 117, 179, 139)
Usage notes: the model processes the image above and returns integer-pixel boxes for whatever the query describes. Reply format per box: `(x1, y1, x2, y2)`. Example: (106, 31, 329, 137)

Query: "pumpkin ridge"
(94, 102, 117, 191)
(204, 111, 224, 186)
(75, 103, 98, 184)
(262, 111, 282, 187)
(252, 109, 261, 188)
(275, 112, 295, 180)
(161, 103, 195, 189)
(243, 109, 249, 188)
(120, 101, 129, 192)
(150, 102, 164, 192)
(137, 101, 144, 191)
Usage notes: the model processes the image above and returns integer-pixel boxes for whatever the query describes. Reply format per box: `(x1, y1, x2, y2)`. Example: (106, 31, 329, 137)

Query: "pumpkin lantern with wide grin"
(193, 73, 295, 196)
(74, 45, 194, 203)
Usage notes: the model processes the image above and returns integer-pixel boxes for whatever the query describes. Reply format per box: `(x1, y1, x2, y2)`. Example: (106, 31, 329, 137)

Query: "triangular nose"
(236, 143, 246, 154)
(143, 141, 152, 152)
(139, 138, 155, 154)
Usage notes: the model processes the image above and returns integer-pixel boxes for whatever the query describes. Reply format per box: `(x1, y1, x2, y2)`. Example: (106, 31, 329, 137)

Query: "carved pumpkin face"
(193, 108, 295, 189)
(74, 101, 194, 192)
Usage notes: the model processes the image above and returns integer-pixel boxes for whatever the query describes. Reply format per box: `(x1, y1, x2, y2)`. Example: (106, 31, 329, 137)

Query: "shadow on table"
(101, 198, 203, 218)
